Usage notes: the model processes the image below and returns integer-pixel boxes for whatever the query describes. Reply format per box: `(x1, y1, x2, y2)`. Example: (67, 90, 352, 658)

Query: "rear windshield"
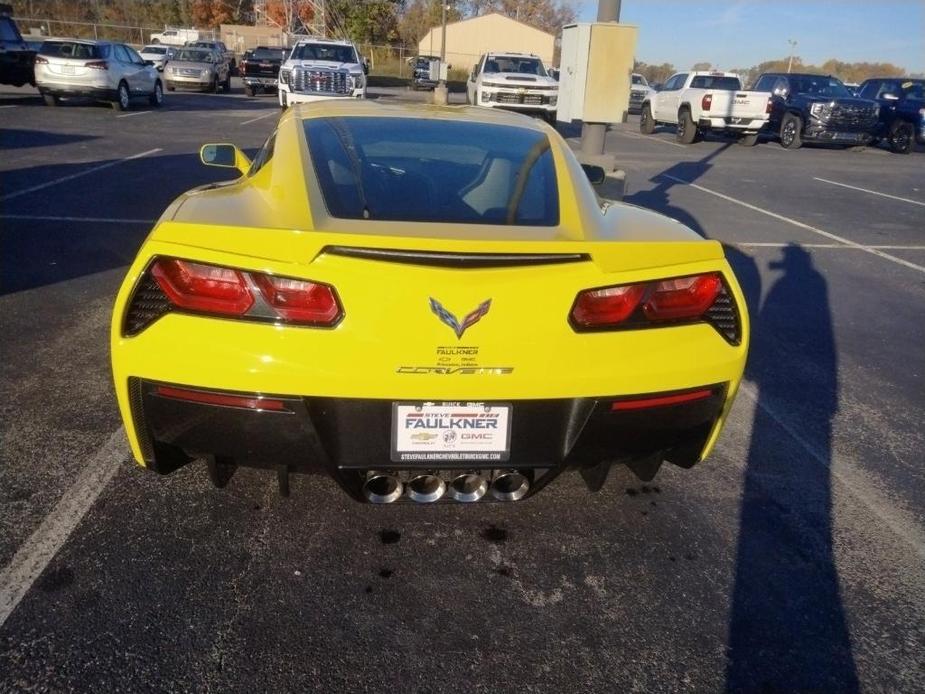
(305, 117, 559, 226)
(291, 43, 357, 63)
(250, 47, 285, 60)
(632, 74, 647, 86)
(690, 75, 741, 90)
(40, 41, 107, 59)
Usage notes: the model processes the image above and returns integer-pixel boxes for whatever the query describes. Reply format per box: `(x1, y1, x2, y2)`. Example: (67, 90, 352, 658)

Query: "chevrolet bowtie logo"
(429, 298, 491, 339)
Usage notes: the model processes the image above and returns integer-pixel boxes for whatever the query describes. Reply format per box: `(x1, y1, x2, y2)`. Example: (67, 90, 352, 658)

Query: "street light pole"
(579, 0, 621, 157)
(433, 1, 449, 105)
(787, 39, 797, 73)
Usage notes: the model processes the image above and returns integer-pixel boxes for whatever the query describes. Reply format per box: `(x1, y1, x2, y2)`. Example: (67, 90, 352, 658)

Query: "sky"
(576, 0, 925, 74)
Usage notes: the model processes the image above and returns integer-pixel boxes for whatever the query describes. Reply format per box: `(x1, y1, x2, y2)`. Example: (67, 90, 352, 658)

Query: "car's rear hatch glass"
(304, 117, 559, 226)
(40, 41, 107, 60)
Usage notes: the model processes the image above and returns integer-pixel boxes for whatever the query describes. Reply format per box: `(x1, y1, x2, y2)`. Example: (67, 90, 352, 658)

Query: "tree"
(463, 0, 575, 35)
(397, 0, 463, 48)
(263, 0, 314, 33)
(633, 61, 675, 85)
(325, 0, 401, 43)
(191, 0, 253, 27)
(691, 61, 712, 71)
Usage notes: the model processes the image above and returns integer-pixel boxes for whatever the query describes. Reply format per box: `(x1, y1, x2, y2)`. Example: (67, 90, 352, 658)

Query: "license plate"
(61, 65, 75, 75)
(391, 402, 511, 463)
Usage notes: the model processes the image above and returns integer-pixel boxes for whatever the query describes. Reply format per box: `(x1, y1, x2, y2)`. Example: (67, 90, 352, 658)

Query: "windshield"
(632, 74, 648, 86)
(305, 117, 559, 226)
(291, 43, 357, 64)
(174, 49, 212, 62)
(484, 56, 547, 76)
(791, 76, 852, 98)
(143, 46, 167, 55)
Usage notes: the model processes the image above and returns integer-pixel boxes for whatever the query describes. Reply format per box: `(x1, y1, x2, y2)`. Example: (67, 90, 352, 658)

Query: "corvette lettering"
(397, 366, 514, 375)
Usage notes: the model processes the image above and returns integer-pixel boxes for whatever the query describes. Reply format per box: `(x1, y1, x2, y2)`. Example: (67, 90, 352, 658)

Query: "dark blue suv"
(857, 78, 925, 154)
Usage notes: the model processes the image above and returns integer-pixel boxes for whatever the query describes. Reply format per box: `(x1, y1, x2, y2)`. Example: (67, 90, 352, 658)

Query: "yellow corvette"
(111, 101, 748, 503)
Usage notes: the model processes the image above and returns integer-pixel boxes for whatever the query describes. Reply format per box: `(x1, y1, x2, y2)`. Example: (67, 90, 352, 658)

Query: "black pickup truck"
(754, 72, 880, 149)
(240, 46, 287, 96)
(0, 4, 35, 87)
(858, 78, 924, 154)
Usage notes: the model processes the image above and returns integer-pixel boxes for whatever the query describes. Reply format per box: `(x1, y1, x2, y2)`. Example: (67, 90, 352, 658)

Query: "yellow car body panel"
(111, 102, 749, 489)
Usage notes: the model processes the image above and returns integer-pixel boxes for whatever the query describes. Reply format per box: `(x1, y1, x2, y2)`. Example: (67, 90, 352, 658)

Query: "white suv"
(34, 39, 163, 111)
(466, 52, 558, 122)
(278, 38, 366, 108)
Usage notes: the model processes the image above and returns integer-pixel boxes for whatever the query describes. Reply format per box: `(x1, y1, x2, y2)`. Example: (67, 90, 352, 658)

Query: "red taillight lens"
(611, 389, 713, 411)
(155, 385, 288, 412)
(643, 273, 722, 321)
(570, 284, 646, 328)
(85, 60, 108, 70)
(151, 258, 254, 316)
(766, 97, 772, 114)
(34, 55, 49, 64)
(570, 273, 724, 330)
(253, 274, 342, 325)
(701, 93, 712, 110)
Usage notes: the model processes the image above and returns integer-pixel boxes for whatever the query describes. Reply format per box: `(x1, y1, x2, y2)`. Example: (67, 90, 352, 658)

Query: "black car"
(857, 78, 925, 154)
(240, 46, 287, 96)
(410, 55, 439, 90)
(0, 4, 35, 87)
(753, 72, 880, 149)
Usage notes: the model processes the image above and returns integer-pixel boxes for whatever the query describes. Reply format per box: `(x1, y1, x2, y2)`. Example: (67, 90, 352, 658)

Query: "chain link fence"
(13, 16, 217, 49)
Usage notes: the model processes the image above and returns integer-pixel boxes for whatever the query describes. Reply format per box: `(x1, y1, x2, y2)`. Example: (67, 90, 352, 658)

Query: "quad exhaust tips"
(448, 472, 489, 503)
(406, 473, 446, 503)
(362, 471, 403, 504)
(490, 470, 530, 501)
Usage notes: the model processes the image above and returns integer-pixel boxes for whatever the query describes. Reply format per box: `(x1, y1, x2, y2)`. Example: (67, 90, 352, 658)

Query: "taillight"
(151, 258, 253, 316)
(155, 385, 288, 412)
(34, 55, 48, 64)
(85, 60, 109, 70)
(253, 274, 342, 325)
(701, 93, 712, 110)
(569, 272, 726, 331)
(766, 97, 772, 113)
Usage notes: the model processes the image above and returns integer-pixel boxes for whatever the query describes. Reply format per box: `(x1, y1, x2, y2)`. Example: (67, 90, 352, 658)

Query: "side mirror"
(581, 164, 606, 185)
(200, 143, 251, 175)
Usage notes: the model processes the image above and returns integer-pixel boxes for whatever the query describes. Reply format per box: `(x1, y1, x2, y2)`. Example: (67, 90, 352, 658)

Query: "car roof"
(487, 52, 539, 58)
(45, 38, 110, 46)
(294, 37, 353, 46)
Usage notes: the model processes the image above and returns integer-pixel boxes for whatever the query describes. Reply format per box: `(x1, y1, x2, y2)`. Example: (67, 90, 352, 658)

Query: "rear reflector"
(253, 274, 342, 325)
(611, 389, 713, 411)
(155, 385, 288, 412)
(151, 258, 254, 316)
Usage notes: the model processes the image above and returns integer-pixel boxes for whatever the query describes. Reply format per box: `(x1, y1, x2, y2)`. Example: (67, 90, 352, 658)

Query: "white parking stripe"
(115, 111, 151, 119)
(736, 243, 925, 250)
(0, 105, 17, 109)
(0, 428, 128, 629)
(2, 214, 154, 224)
(0, 148, 162, 202)
(813, 177, 925, 208)
(617, 130, 689, 149)
(239, 111, 277, 126)
(661, 174, 925, 274)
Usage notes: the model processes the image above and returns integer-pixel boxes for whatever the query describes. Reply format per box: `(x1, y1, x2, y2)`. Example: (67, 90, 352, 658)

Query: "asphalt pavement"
(1, 78, 924, 693)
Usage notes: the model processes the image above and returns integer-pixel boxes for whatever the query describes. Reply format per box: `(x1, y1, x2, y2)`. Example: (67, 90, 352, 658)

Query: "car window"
(251, 47, 284, 60)
(291, 43, 357, 64)
(858, 81, 878, 100)
(753, 75, 774, 92)
(0, 17, 21, 42)
(305, 117, 559, 226)
(125, 46, 145, 65)
(113, 44, 130, 63)
(248, 131, 277, 177)
(772, 77, 789, 95)
(41, 41, 105, 59)
(632, 74, 647, 86)
(901, 80, 924, 99)
(690, 75, 741, 90)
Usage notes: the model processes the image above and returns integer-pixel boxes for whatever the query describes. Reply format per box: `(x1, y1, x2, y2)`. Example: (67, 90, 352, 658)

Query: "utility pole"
(433, 1, 449, 105)
(579, 0, 621, 157)
(787, 39, 797, 73)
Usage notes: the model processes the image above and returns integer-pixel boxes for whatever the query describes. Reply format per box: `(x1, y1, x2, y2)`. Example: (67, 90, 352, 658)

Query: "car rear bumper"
(243, 76, 278, 88)
(127, 377, 729, 500)
(698, 116, 767, 132)
(37, 83, 117, 100)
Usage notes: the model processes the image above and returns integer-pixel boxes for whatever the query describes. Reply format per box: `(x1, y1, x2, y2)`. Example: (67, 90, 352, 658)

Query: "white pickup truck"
(149, 27, 199, 47)
(640, 71, 771, 145)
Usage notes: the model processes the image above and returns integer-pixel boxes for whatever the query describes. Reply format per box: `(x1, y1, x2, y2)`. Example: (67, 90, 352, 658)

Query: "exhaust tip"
(362, 472, 403, 504)
(448, 472, 488, 503)
(490, 470, 530, 501)
(406, 473, 446, 503)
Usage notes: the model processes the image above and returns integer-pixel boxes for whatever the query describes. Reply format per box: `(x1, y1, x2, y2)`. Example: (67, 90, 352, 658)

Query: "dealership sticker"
(391, 402, 511, 462)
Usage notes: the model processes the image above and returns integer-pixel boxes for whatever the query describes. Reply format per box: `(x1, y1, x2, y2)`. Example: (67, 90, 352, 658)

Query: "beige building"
(219, 24, 288, 54)
(418, 13, 555, 71)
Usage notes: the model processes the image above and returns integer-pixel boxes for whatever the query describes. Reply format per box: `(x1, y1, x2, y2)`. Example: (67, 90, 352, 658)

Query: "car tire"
(245, 84, 255, 97)
(42, 94, 58, 107)
(222, 74, 231, 93)
(640, 104, 655, 134)
(149, 80, 164, 107)
(738, 133, 759, 147)
(888, 120, 914, 154)
(112, 81, 131, 111)
(780, 113, 802, 149)
(676, 109, 698, 144)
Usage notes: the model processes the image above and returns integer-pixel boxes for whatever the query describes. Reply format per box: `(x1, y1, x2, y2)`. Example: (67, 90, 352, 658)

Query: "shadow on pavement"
(0, 129, 98, 150)
(623, 146, 858, 690)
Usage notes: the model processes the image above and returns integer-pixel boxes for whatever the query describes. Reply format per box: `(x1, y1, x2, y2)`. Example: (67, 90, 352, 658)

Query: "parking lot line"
(0, 427, 127, 629)
(616, 130, 689, 149)
(813, 177, 925, 208)
(239, 112, 277, 126)
(660, 174, 925, 274)
(2, 214, 154, 224)
(0, 148, 162, 202)
(115, 111, 151, 119)
(737, 243, 925, 250)
(0, 104, 17, 109)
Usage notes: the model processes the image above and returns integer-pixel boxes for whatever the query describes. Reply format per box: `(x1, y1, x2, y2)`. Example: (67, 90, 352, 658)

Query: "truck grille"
(828, 104, 878, 129)
(492, 92, 550, 105)
(176, 68, 202, 77)
(291, 67, 349, 95)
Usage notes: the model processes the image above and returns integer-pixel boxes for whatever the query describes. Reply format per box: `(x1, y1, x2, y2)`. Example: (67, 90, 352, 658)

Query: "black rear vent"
(705, 283, 742, 345)
(124, 273, 171, 336)
(323, 246, 590, 268)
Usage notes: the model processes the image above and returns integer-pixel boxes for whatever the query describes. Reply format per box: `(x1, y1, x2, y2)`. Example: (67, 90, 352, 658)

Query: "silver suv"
(34, 39, 163, 110)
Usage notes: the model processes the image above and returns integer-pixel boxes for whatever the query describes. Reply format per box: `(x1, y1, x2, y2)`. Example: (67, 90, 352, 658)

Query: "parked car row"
(640, 70, 924, 154)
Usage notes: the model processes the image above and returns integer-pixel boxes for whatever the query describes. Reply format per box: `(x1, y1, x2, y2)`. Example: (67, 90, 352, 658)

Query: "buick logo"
(429, 298, 491, 339)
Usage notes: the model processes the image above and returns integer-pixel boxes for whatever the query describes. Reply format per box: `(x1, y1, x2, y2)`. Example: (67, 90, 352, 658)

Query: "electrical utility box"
(557, 22, 638, 124)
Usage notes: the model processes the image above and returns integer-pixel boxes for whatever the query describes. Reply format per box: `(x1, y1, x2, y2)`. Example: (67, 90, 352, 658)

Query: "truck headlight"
(279, 69, 290, 86)
(481, 91, 492, 102)
(810, 103, 831, 120)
